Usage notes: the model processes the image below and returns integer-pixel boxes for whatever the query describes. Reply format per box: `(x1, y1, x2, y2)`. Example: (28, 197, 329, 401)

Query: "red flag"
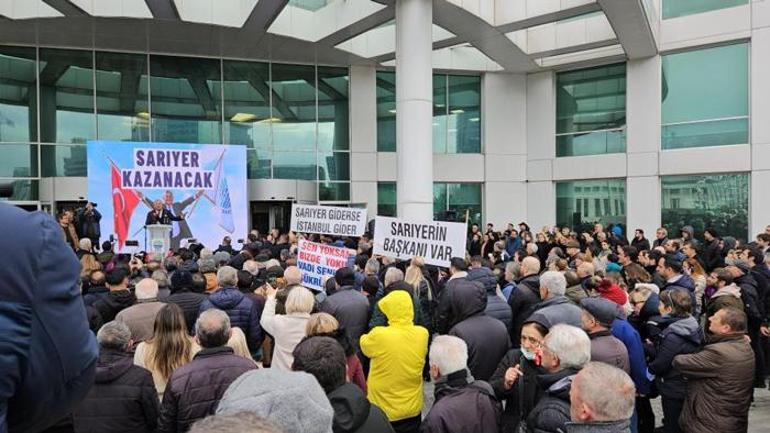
(111, 162, 140, 249)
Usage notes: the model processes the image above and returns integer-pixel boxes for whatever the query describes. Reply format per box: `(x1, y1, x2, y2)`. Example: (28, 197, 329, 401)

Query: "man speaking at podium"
(145, 199, 185, 246)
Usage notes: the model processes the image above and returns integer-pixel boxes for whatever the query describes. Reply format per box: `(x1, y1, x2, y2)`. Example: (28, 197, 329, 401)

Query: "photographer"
(76, 201, 102, 251)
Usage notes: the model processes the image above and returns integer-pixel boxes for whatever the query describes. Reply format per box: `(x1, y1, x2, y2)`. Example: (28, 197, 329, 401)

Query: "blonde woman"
(304, 313, 367, 392)
(226, 327, 257, 366)
(134, 303, 199, 398)
(80, 254, 102, 283)
(405, 257, 434, 333)
(260, 284, 314, 371)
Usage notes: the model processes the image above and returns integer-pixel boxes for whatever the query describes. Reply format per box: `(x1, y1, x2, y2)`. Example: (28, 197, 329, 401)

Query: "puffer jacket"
(421, 369, 502, 433)
(526, 296, 583, 330)
(200, 287, 262, 350)
(588, 330, 630, 374)
(92, 290, 136, 323)
(525, 368, 579, 433)
(435, 273, 484, 334)
(489, 349, 541, 431)
(469, 267, 513, 330)
(646, 315, 703, 399)
(73, 350, 158, 433)
(673, 333, 755, 433)
(328, 383, 393, 433)
(158, 347, 256, 433)
(611, 319, 651, 396)
(448, 282, 510, 381)
(508, 274, 541, 345)
(360, 291, 429, 422)
(165, 291, 207, 334)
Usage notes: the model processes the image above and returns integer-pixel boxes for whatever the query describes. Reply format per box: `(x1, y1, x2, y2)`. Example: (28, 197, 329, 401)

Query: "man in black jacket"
(93, 268, 137, 323)
(292, 336, 393, 433)
(422, 335, 502, 433)
(508, 256, 542, 346)
(73, 321, 159, 433)
(468, 256, 512, 330)
(435, 257, 483, 334)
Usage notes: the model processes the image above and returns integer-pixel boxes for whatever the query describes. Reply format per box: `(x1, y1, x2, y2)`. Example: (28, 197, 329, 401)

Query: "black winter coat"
(73, 350, 159, 433)
(421, 370, 502, 433)
(508, 275, 541, 346)
(646, 315, 702, 400)
(702, 239, 724, 272)
(328, 383, 393, 433)
(165, 291, 207, 334)
(526, 368, 578, 433)
(469, 267, 513, 330)
(158, 347, 256, 433)
(448, 281, 510, 381)
(489, 349, 541, 432)
(435, 274, 484, 334)
(92, 290, 137, 323)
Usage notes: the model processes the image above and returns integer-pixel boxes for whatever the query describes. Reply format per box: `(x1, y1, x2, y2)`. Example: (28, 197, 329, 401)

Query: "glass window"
(270, 63, 316, 152)
(556, 179, 626, 233)
(319, 182, 350, 201)
(150, 55, 222, 144)
(377, 182, 397, 217)
(556, 63, 626, 157)
(447, 75, 481, 153)
(95, 51, 150, 142)
(317, 66, 349, 151)
(39, 48, 95, 144)
(661, 173, 749, 241)
(663, 0, 747, 19)
(433, 75, 447, 153)
(0, 46, 37, 143)
(433, 182, 482, 226)
(247, 149, 271, 179)
(661, 43, 748, 150)
(318, 151, 349, 181)
(41, 144, 86, 177)
(0, 143, 38, 177)
(376, 71, 396, 152)
(273, 151, 316, 180)
(0, 179, 38, 201)
(222, 60, 270, 148)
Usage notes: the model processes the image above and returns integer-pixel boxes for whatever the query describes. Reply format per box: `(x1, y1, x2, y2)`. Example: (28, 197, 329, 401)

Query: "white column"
(751, 27, 770, 235)
(349, 65, 378, 218)
(396, 0, 433, 220)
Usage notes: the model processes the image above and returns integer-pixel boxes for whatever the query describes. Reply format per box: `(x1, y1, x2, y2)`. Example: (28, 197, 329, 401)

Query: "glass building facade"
(556, 63, 626, 157)
(661, 173, 749, 240)
(662, 0, 748, 20)
(0, 45, 350, 202)
(556, 179, 626, 233)
(376, 71, 481, 153)
(377, 182, 482, 225)
(661, 43, 749, 150)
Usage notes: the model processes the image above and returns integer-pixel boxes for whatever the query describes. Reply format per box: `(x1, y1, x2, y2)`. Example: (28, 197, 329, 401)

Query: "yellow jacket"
(360, 290, 429, 421)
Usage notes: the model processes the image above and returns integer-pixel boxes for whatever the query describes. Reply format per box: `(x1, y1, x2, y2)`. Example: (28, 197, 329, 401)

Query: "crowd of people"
(3, 199, 770, 433)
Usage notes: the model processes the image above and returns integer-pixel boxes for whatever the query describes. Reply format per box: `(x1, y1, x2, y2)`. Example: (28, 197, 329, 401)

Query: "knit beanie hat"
(217, 369, 333, 433)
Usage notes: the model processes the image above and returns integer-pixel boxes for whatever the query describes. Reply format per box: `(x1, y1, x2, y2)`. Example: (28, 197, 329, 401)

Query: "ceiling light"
(230, 113, 258, 123)
(258, 117, 282, 123)
(450, 109, 465, 114)
(388, 109, 396, 114)
(469, 117, 480, 122)
(136, 112, 150, 120)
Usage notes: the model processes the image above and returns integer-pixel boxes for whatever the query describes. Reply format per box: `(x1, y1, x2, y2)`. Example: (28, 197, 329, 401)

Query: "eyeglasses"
(520, 335, 543, 347)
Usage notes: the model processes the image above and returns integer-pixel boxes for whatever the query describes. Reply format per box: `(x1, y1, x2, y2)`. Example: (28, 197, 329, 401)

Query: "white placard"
(296, 239, 351, 291)
(373, 216, 468, 267)
(290, 203, 367, 237)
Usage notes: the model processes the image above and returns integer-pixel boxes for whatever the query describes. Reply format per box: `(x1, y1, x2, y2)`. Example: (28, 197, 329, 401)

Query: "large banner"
(296, 239, 351, 291)
(290, 203, 367, 237)
(373, 216, 467, 267)
(87, 141, 247, 252)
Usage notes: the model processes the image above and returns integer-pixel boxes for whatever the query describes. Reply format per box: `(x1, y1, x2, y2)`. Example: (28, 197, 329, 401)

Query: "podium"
(147, 224, 172, 254)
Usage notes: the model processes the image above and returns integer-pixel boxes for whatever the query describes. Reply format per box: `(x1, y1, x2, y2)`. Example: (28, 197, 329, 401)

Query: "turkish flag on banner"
(111, 162, 140, 249)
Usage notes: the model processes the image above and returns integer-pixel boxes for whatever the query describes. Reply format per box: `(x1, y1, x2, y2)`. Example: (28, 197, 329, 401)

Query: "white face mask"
(521, 347, 536, 361)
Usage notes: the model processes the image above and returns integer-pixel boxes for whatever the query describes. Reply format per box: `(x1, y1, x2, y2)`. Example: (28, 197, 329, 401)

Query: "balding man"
(159, 310, 257, 433)
(566, 262, 594, 303)
(283, 266, 302, 286)
(115, 278, 166, 342)
(568, 362, 635, 433)
(508, 256, 542, 346)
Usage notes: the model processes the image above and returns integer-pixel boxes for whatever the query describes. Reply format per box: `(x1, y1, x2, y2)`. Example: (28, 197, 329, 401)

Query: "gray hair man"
(200, 266, 263, 352)
(115, 278, 166, 342)
(568, 362, 635, 432)
(158, 309, 257, 432)
(73, 321, 159, 432)
(526, 324, 591, 433)
(508, 256, 543, 345)
(422, 335, 502, 433)
(526, 271, 583, 330)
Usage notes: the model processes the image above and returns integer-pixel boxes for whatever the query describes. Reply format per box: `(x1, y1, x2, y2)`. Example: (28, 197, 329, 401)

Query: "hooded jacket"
(448, 282, 510, 381)
(526, 368, 579, 433)
(526, 296, 583, 330)
(733, 271, 762, 328)
(421, 370, 502, 433)
(673, 333, 755, 433)
(508, 274, 541, 345)
(647, 315, 703, 399)
(73, 350, 159, 433)
(468, 267, 513, 330)
(435, 272, 484, 334)
(201, 287, 262, 350)
(704, 284, 743, 329)
(360, 291, 429, 422)
(328, 383, 393, 433)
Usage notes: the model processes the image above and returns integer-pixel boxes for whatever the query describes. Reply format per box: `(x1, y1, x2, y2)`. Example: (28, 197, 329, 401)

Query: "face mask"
(521, 347, 536, 361)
